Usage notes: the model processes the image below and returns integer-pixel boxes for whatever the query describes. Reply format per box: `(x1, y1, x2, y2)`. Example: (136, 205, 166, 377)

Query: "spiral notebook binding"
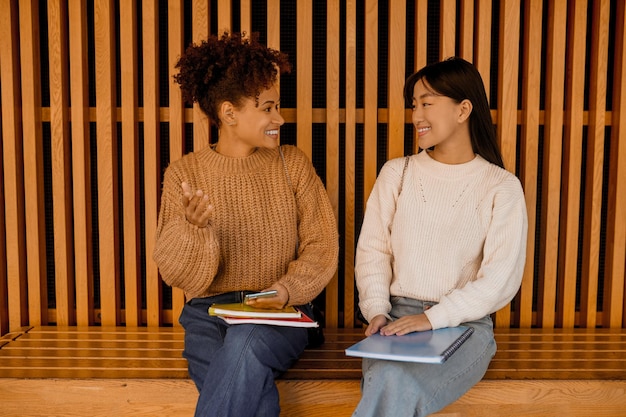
(440, 326, 475, 362)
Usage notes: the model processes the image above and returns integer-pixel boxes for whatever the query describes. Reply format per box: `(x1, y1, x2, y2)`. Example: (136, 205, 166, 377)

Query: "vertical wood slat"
(343, 0, 357, 327)
(538, 1, 567, 328)
(192, 0, 210, 150)
(557, 1, 588, 328)
(458, 0, 474, 61)
(68, 0, 94, 326)
(517, 0, 543, 328)
(493, 0, 520, 328)
(439, 0, 456, 59)
(363, 0, 378, 204)
(496, 1, 520, 173)
(474, 1, 492, 99)
(0, 0, 28, 331)
(266, 0, 280, 51)
(48, 0, 75, 326)
(240, 0, 251, 35)
(325, 0, 340, 327)
(411, 0, 428, 154)
(387, 0, 406, 160)
(20, 0, 48, 327)
(119, 0, 142, 327)
(296, 0, 313, 159)
(217, 0, 231, 32)
(604, 0, 626, 328)
(143, 0, 162, 327)
(0, 122, 6, 334)
(94, 0, 120, 326)
(581, 0, 610, 328)
(168, 0, 187, 326)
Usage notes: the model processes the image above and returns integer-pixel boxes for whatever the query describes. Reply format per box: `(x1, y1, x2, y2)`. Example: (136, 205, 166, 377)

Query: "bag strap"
(398, 155, 410, 196)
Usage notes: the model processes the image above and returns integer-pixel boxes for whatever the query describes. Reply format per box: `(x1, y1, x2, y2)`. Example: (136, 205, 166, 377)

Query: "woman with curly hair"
(153, 32, 338, 417)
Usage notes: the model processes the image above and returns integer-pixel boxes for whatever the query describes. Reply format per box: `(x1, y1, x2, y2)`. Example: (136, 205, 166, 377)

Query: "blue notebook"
(345, 326, 474, 364)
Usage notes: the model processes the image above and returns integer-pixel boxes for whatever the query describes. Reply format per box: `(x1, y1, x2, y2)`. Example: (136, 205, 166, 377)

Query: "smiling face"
(410, 79, 475, 163)
(217, 85, 285, 157)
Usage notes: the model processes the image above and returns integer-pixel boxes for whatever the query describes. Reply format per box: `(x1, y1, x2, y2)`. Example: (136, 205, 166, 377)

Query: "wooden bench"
(1, 325, 625, 416)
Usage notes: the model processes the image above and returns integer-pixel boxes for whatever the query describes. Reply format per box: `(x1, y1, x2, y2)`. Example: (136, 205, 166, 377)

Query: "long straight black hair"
(404, 57, 505, 169)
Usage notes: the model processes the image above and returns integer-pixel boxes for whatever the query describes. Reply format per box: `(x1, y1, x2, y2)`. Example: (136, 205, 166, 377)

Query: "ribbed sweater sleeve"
(355, 151, 528, 329)
(153, 145, 338, 303)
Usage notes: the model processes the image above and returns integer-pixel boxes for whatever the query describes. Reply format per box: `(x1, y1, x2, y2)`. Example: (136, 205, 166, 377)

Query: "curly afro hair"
(174, 32, 291, 127)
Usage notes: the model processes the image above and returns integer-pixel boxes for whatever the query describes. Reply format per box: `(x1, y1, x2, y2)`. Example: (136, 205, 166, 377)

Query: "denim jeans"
(179, 293, 310, 417)
(352, 297, 496, 417)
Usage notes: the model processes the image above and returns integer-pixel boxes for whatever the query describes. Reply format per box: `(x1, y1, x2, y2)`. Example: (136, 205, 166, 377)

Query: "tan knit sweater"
(153, 145, 338, 305)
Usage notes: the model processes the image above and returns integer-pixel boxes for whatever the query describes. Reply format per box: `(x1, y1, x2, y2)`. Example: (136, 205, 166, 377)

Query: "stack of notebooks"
(208, 303, 319, 328)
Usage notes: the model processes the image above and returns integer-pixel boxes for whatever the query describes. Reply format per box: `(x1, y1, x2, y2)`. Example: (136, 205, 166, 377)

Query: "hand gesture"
(182, 182, 214, 228)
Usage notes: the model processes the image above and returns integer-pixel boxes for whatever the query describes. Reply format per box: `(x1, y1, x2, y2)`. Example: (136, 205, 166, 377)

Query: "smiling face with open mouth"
(410, 79, 475, 164)
(219, 85, 285, 156)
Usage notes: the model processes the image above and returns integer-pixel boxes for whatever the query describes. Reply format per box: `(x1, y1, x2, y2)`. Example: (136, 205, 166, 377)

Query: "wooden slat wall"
(1, 0, 625, 334)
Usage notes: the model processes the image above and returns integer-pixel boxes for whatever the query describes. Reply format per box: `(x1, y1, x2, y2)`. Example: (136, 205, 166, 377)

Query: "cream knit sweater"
(355, 151, 528, 329)
(153, 145, 338, 305)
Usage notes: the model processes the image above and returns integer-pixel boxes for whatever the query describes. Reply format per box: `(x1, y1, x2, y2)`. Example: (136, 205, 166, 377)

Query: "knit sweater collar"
(195, 145, 276, 174)
(418, 150, 488, 179)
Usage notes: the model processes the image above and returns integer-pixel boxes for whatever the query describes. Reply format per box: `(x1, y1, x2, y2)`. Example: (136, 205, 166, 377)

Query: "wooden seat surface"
(1, 326, 625, 380)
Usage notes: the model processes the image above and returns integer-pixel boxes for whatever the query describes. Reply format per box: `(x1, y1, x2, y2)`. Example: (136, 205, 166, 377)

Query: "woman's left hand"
(244, 283, 289, 310)
(379, 313, 433, 336)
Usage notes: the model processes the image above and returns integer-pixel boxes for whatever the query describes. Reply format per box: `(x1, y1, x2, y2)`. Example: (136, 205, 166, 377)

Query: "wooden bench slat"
(2, 326, 625, 382)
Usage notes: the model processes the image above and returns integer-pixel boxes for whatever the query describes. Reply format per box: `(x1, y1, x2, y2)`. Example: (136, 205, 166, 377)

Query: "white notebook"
(345, 326, 474, 364)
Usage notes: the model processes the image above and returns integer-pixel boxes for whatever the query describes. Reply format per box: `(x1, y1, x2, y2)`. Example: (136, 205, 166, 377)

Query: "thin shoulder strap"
(398, 155, 410, 196)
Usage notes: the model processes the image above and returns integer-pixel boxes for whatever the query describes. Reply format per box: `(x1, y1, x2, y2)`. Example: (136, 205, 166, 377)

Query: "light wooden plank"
(297, 0, 313, 159)
(142, 0, 162, 327)
(581, 0, 610, 328)
(68, 0, 94, 326)
(19, 0, 48, 327)
(458, 0, 474, 61)
(325, 0, 341, 328)
(557, 0, 587, 328)
(192, 0, 210, 150)
(343, 0, 357, 328)
(2, 379, 626, 417)
(217, 0, 231, 32)
(496, 0, 520, 172)
(494, 0, 520, 328)
(267, 0, 280, 51)
(168, 0, 187, 326)
(439, 0, 456, 59)
(363, 0, 378, 203)
(538, 1, 567, 328)
(474, 1, 491, 99)
(387, 0, 406, 160)
(240, 0, 251, 36)
(48, 0, 75, 326)
(517, 0, 543, 328)
(119, 0, 142, 327)
(412, 0, 428, 154)
(604, 0, 626, 328)
(94, 0, 121, 326)
(0, 0, 28, 332)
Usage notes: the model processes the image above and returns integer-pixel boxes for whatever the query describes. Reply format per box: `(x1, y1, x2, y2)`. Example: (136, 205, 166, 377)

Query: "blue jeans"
(352, 297, 496, 417)
(179, 293, 310, 417)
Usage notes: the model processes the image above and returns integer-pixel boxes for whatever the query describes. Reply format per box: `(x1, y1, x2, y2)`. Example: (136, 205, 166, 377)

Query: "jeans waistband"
(188, 291, 255, 306)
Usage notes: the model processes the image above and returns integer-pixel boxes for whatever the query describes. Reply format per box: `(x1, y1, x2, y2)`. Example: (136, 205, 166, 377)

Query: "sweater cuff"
(424, 305, 451, 330)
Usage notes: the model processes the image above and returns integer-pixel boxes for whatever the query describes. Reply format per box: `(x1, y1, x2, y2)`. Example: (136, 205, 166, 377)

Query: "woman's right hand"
(182, 182, 214, 228)
(365, 315, 388, 336)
